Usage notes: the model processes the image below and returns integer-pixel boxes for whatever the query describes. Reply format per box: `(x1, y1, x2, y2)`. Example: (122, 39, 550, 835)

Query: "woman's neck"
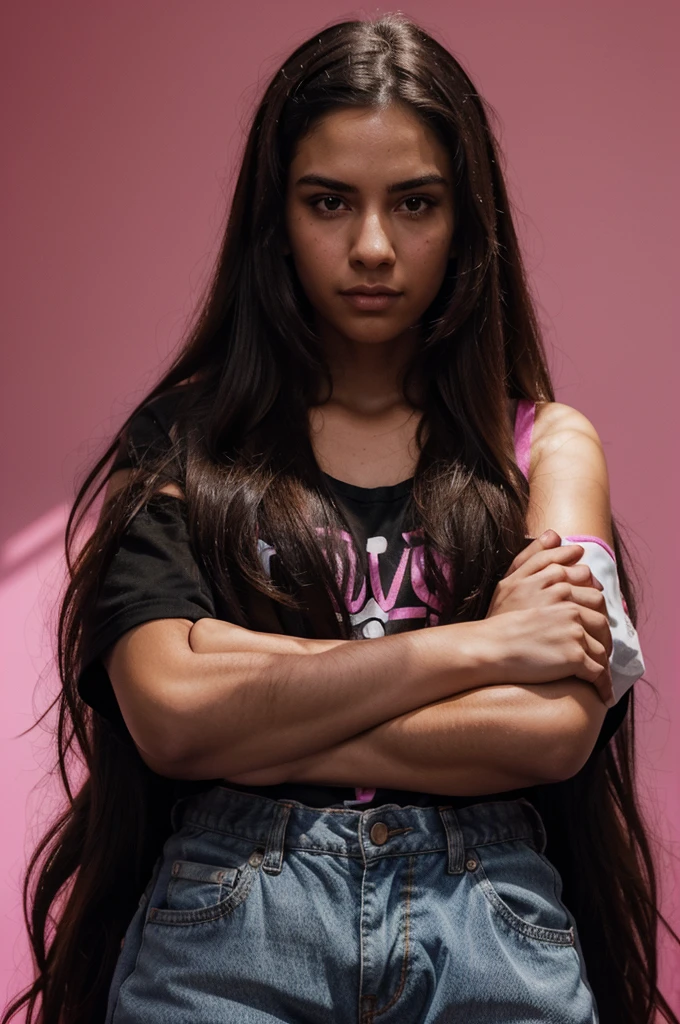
(314, 321, 423, 415)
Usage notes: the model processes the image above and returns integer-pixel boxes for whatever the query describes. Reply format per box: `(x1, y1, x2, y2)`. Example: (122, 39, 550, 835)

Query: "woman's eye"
(310, 194, 434, 217)
(400, 196, 433, 216)
(313, 196, 346, 214)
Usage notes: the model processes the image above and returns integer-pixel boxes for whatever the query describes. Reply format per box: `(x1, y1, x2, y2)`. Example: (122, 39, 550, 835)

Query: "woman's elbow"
(541, 691, 607, 781)
(132, 739, 223, 781)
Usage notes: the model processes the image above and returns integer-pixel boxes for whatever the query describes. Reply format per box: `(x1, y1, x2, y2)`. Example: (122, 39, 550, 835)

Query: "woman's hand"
(481, 530, 614, 707)
(486, 530, 605, 619)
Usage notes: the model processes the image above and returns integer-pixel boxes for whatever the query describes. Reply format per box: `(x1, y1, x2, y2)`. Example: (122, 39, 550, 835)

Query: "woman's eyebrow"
(295, 173, 448, 193)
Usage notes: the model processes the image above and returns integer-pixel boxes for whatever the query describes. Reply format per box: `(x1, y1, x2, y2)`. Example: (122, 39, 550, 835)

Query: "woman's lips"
(340, 292, 402, 311)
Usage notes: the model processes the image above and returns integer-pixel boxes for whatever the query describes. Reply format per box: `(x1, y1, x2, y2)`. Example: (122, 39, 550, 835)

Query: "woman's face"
(284, 102, 456, 349)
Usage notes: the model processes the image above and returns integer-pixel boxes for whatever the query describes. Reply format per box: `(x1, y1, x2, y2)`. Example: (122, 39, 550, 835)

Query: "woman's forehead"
(289, 104, 452, 188)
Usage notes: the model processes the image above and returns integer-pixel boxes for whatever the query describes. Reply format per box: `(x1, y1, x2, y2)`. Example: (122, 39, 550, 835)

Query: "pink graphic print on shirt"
(309, 526, 453, 639)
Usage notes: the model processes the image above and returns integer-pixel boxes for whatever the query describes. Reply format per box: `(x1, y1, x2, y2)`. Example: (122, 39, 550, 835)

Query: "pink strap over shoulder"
(514, 399, 536, 480)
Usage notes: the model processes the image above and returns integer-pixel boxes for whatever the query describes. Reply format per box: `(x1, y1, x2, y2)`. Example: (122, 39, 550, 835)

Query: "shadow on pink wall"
(2, 0, 678, 1014)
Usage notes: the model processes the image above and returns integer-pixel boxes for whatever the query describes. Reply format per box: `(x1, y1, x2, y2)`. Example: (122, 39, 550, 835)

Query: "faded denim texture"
(106, 785, 598, 1023)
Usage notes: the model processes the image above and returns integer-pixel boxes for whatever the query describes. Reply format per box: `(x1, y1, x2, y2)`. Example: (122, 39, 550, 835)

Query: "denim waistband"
(171, 785, 548, 878)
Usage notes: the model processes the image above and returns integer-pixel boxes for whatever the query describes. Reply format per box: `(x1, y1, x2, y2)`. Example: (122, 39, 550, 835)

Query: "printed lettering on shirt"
(257, 528, 453, 639)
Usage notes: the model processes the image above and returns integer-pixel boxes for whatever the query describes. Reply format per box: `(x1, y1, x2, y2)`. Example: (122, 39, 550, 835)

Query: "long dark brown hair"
(5, 14, 678, 1023)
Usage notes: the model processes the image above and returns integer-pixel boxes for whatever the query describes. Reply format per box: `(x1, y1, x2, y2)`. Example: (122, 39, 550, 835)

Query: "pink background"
(2, 0, 678, 1013)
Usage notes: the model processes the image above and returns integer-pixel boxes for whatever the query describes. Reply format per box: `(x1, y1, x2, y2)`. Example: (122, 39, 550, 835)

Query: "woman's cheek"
(405, 248, 451, 308)
(290, 246, 338, 303)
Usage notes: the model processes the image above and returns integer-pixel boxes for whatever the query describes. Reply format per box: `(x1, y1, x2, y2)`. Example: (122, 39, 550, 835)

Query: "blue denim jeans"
(106, 785, 598, 1023)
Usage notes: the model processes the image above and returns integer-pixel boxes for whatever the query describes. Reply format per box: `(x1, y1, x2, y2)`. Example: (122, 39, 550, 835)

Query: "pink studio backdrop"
(2, 0, 678, 1013)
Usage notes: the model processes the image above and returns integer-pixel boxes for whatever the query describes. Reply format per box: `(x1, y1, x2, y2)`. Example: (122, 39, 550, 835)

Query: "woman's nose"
(349, 212, 396, 268)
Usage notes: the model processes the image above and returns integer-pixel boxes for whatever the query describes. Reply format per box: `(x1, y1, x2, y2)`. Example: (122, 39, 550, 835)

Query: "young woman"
(6, 14, 679, 1024)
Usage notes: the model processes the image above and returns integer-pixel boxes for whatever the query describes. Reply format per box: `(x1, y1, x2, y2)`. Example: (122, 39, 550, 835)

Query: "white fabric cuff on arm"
(561, 537, 644, 704)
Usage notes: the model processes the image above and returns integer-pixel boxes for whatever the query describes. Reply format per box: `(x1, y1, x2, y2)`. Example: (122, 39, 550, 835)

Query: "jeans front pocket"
(468, 838, 576, 946)
(147, 827, 264, 926)
(164, 859, 240, 912)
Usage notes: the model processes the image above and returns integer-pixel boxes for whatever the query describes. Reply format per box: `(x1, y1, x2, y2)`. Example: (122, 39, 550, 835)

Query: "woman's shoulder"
(530, 400, 608, 480)
(532, 399, 603, 445)
(113, 378, 199, 470)
(127, 377, 199, 436)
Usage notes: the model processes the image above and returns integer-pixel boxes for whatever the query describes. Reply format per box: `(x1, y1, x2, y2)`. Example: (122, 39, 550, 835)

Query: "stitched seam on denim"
(374, 855, 414, 1017)
(107, 921, 149, 1023)
(473, 853, 574, 946)
(566, 943, 600, 1021)
(464, 832, 535, 850)
(147, 861, 258, 925)
(360, 994, 377, 1024)
(535, 848, 573, 926)
(178, 825, 537, 856)
(263, 801, 292, 874)
(186, 802, 359, 831)
(284, 846, 448, 861)
(178, 822, 273, 846)
(358, 848, 370, 1024)
(108, 858, 164, 1022)
(166, 872, 236, 907)
(169, 838, 534, 859)
(479, 878, 574, 945)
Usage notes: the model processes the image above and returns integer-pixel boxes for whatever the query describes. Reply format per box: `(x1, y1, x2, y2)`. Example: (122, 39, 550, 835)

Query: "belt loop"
(517, 797, 548, 854)
(170, 793, 192, 832)
(262, 801, 292, 876)
(438, 806, 465, 874)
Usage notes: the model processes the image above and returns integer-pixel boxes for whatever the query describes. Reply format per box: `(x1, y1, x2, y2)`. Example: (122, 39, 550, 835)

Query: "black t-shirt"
(78, 388, 630, 809)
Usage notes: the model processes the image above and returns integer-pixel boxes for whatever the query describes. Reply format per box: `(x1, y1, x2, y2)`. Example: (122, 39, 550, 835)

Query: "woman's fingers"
(581, 657, 614, 706)
(504, 530, 561, 576)
(567, 585, 608, 611)
(531, 562, 604, 591)
(578, 606, 613, 658)
(582, 632, 615, 705)
(504, 542, 585, 581)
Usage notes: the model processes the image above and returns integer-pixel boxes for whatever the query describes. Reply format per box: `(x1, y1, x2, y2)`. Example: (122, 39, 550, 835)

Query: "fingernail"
(540, 529, 555, 541)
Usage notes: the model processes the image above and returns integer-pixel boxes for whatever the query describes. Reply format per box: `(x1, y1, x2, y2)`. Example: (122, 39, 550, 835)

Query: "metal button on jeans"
(248, 850, 264, 867)
(369, 822, 389, 846)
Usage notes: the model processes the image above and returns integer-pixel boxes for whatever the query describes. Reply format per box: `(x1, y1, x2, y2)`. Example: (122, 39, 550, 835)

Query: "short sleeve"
(78, 493, 217, 727)
(561, 537, 645, 704)
(557, 537, 639, 757)
(110, 389, 186, 477)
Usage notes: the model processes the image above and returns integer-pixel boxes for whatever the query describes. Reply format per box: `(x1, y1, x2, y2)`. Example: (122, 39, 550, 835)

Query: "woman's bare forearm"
(188, 619, 605, 790)
(142, 616, 492, 780)
(226, 678, 604, 795)
(187, 618, 348, 657)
